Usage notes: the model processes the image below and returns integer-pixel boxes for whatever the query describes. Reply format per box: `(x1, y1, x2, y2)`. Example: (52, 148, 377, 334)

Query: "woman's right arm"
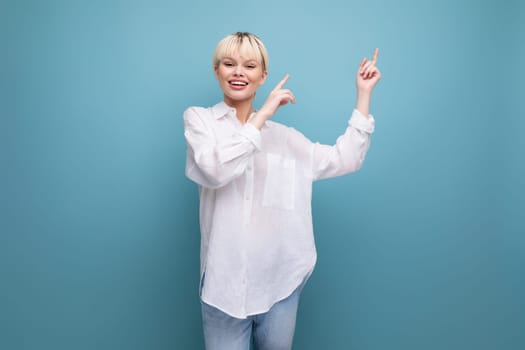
(183, 107, 260, 189)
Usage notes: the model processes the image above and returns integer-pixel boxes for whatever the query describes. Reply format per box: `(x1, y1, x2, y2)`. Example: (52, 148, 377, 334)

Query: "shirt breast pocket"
(262, 153, 296, 210)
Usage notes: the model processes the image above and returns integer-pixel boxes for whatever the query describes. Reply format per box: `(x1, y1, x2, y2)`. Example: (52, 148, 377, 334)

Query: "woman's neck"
(224, 97, 254, 124)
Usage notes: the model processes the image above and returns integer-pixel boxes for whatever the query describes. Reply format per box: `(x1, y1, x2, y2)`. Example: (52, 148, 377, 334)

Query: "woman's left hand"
(356, 48, 381, 94)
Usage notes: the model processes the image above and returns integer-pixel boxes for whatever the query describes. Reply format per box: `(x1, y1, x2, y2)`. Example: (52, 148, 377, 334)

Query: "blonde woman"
(184, 32, 381, 350)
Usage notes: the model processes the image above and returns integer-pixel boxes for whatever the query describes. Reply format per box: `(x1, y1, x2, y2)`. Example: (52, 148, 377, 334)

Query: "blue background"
(2, 0, 524, 349)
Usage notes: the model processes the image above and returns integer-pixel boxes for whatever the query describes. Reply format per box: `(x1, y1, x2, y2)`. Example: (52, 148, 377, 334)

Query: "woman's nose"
(235, 66, 243, 75)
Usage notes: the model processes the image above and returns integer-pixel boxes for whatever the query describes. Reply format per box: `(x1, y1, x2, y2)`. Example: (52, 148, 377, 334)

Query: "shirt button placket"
(243, 159, 254, 224)
(240, 252, 249, 316)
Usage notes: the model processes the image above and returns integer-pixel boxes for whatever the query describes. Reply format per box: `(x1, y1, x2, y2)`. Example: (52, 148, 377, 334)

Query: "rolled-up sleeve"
(311, 109, 375, 180)
(184, 107, 260, 189)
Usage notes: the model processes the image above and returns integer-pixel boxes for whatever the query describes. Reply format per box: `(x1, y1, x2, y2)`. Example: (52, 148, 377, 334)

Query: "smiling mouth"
(229, 80, 248, 86)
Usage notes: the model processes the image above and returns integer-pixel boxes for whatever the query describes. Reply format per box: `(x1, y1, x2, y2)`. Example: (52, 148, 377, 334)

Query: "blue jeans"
(201, 286, 302, 350)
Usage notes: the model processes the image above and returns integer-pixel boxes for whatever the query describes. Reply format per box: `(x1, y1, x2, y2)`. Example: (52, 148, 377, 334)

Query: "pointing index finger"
(273, 73, 290, 91)
(372, 48, 379, 64)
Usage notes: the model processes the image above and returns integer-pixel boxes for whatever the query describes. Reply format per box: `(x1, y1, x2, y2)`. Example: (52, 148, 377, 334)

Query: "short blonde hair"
(213, 32, 269, 72)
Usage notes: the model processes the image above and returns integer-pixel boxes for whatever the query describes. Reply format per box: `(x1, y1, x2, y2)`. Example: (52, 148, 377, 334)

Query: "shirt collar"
(211, 101, 233, 120)
(211, 101, 268, 128)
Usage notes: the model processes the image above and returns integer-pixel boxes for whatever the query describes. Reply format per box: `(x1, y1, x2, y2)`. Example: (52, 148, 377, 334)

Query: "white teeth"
(230, 81, 248, 86)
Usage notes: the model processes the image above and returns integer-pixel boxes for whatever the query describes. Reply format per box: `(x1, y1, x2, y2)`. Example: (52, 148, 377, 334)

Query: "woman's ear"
(260, 70, 268, 85)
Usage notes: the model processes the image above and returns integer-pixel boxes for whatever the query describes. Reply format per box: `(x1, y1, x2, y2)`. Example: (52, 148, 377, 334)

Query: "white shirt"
(183, 101, 375, 319)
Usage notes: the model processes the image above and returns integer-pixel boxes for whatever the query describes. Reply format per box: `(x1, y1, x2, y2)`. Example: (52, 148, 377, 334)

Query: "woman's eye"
(246, 65, 256, 69)
(224, 63, 233, 67)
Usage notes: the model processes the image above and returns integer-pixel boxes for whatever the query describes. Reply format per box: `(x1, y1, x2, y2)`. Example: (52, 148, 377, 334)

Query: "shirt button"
(247, 165, 252, 171)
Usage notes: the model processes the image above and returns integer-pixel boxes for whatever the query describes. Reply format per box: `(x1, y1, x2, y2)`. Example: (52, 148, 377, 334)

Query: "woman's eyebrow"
(222, 56, 258, 64)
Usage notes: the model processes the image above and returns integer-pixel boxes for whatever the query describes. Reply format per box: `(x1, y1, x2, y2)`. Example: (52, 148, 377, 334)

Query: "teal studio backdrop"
(2, 0, 524, 349)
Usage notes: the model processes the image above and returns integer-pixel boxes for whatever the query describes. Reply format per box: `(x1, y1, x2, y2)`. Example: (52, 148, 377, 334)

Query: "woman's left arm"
(293, 49, 381, 181)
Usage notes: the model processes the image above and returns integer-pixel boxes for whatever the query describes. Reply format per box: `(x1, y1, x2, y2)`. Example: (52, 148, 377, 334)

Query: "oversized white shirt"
(184, 101, 375, 318)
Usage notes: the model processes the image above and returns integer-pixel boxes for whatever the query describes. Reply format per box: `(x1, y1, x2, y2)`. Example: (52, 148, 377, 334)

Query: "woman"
(184, 32, 381, 350)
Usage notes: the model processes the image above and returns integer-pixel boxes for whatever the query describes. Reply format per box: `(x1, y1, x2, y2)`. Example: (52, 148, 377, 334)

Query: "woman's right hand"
(250, 74, 295, 129)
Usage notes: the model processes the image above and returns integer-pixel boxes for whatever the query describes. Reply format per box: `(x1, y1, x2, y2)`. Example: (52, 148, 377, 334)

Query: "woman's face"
(214, 50, 267, 106)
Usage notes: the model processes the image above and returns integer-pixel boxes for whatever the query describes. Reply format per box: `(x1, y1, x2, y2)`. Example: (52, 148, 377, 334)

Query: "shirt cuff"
(238, 123, 262, 150)
(348, 109, 375, 134)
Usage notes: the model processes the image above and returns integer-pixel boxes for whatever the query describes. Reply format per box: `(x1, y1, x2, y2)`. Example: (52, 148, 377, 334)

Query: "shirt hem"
(200, 253, 317, 319)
